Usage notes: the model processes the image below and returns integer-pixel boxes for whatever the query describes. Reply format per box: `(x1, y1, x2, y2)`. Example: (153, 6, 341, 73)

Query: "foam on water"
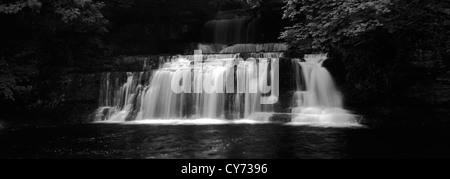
(95, 111, 363, 128)
(95, 118, 270, 125)
(289, 108, 363, 128)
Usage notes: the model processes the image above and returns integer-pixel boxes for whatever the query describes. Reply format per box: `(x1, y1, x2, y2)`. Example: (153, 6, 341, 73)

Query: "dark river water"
(1, 122, 450, 159)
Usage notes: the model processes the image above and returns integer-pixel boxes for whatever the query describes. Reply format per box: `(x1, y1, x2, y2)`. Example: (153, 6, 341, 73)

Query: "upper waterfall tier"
(112, 52, 284, 72)
(198, 43, 288, 54)
(220, 43, 288, 53)
(203, 9, 286, 44)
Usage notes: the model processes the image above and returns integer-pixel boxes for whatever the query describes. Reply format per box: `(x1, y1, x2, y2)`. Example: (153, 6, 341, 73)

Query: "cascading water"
(95, 53, 280, 123)
(197, 43, 288, 54)
(96, 72, 151, 121)
(204, 17, 256, 44)
(220, 43, 288, 54)
(201, 13, 287, 55)
(290, 54, 360, 127)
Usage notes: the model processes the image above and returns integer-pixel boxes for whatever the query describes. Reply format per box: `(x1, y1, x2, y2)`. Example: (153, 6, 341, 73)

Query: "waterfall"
(202, 15, 286, 55)
(204, 17, 256, 44)
(96, 72, 151, 121)
(293, 54, 343, 108)
(94, 53, 361, 127)
(198, 43, 288, 54)
(220, 43, 288, 54)
(95, 54, 279, 122)
(197, 44, 228, 54)
(290, 54, 360, 127)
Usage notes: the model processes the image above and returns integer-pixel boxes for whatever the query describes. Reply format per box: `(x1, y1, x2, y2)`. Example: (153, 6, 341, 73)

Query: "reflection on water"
(0, 123, 450, 159)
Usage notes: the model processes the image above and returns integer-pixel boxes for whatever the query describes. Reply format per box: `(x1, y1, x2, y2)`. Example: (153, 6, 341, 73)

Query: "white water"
(220, 43, 288, 54)
(291, 54, 361, 127)
(95, 72, 148, 122)
(198, 43, 288, 54)
(94, 53, 361, 128)
(96, 118, 270, 125)
(95, 54, 279, 122)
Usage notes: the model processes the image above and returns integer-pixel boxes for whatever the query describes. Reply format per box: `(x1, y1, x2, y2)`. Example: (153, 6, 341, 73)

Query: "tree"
(280, 0, 450, 103)
(0, 0, 108, 100)
(0, 0, 108, 33)
(280, 0, 448, 52)
(281, 0, 392, 51)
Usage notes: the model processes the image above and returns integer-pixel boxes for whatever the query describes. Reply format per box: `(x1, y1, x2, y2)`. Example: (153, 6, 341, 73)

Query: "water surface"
(1, 122, 449, 159)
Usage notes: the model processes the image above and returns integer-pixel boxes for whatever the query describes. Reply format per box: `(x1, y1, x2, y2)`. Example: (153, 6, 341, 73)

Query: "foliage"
(0, 61, 26, 100)
(280, 0, 450, 103)
(280, 0, 449, 56)
(281, 0, 393, 50)
(0, 0, 108, 33)
(0, 0, 109, 102)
